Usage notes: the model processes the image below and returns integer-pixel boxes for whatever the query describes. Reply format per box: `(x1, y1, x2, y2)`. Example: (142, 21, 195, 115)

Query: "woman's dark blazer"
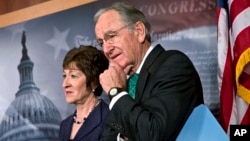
(59, 99, 109, 141)
(101, 45, 204, 141)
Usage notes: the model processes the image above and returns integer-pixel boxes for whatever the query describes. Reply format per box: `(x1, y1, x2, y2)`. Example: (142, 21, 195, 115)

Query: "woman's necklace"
(73, 99, 100, 124)
(73, 116, 86, 124)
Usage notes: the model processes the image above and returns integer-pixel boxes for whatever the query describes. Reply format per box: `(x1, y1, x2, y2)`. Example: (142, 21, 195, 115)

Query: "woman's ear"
(133, 21, 146, 43)
(94, 85, 102, 96)
(91, 82, 102, 96)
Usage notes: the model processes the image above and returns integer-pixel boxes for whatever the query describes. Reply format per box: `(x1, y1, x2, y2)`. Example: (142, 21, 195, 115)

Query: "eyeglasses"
(96, 25, 129, 48)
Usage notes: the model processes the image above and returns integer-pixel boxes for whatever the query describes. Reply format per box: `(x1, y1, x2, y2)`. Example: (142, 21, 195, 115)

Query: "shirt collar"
(136, 45, 154, 74)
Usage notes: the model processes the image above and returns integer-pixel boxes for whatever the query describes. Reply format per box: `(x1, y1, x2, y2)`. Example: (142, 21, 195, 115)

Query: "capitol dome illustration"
(0, 31, 62, 141)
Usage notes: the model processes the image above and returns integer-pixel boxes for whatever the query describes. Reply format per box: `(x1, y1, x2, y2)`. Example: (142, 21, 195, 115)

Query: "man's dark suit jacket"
(101, 45, 204, 141)
(59, 99, 109, 141)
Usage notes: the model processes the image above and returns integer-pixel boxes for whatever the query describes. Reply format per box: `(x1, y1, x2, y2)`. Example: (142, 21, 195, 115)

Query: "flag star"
(46, 27, 70, 59)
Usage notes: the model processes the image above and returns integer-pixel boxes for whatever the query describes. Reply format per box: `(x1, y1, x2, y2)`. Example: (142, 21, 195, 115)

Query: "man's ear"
(133, 21, 146, 43)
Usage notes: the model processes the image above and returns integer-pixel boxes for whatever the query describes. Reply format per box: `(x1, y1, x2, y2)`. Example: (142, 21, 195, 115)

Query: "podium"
(176, 104, 229, 141)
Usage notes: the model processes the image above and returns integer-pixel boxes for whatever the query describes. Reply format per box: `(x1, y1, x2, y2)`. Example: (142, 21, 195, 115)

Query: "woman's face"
(62, 64, 91, 104)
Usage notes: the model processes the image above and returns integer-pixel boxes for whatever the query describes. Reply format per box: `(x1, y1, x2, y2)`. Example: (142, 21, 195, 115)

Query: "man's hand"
(99, 62, 127, 94)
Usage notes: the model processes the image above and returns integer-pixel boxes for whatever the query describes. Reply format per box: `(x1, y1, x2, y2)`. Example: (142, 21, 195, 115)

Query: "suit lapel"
(62, 115, 74, 141)
(136, 45, 164, 101)
(74, 101, 103, 140)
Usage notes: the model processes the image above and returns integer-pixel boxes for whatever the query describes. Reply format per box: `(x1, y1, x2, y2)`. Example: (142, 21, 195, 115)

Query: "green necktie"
(128, 73, 139, 99)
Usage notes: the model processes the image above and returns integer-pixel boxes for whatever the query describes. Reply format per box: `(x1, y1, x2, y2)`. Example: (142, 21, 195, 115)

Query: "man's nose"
(103, 43, 114, 57)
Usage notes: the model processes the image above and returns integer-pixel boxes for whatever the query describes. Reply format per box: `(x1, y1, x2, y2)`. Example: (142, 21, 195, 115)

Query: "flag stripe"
(231, 8, 250, 59)
(217, 5, 235, 132)
(231, 0, 250, 128)
(240, 71, 250, 90)
(235, 95, 249, 123)
(230, 1, 250, 103)
(217, 0, 250, 133)
(229, 0, 250, 24)
(241, 106, 250, 124)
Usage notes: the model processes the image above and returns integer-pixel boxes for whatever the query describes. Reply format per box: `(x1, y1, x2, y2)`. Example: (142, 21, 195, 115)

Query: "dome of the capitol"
(0, 89, 62, 141)
(0, 31, 62, 141)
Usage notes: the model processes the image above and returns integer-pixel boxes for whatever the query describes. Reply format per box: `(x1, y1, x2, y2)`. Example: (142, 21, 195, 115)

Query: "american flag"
(217, 0, 250, 133)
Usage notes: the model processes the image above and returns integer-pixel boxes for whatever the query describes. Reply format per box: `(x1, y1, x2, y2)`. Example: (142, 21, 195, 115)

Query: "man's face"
(95, 10, 140, 74)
